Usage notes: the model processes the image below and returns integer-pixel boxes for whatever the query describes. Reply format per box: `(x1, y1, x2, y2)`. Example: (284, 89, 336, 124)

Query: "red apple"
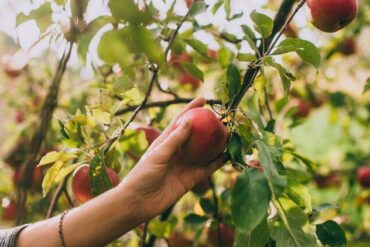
(178, 72, 201, 89)
(314, 173, 341, 188)
(15, 110, 25, 123)
(185, 0, 203, 8)
(307, 0, 358, 33)
(178, 108, 228, 165)
(294, 100, 312, 118)
(2, 50, 29, 78)
(133, 126, 161, 145)
(169, 52, 192, 70)
(191, 177, 211, 195)
(207, 223, 235, 247)
(284, 23, 299, 38)
(72, 165, 120, 203)
(2, 199, 17, 221)
(207, 49, 218, 60)
(338, 38, 357, 56)
(357, 166, 370, 188)
(170, 232, 193, 247)
(247, 159, 264, 172)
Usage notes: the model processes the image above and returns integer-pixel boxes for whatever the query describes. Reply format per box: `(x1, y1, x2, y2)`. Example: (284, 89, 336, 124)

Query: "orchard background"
(0, 0, 369, 246)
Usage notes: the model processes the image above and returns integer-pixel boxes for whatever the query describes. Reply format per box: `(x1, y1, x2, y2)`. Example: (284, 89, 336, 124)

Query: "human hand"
(120, 98, 227, 221)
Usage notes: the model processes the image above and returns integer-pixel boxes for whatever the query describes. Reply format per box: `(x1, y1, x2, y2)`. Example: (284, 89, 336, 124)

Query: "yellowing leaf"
(42, 161, 65, 197)
(55, 163, 80, 183)
(38, 151, 61, 166)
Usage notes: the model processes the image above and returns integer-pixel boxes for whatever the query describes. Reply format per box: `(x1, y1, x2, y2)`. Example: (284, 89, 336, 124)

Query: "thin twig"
(155, 77, 179, 98)
(141, 221, 149, 247)
(46, 177, 68, 218)
(115, 98, 222, 116)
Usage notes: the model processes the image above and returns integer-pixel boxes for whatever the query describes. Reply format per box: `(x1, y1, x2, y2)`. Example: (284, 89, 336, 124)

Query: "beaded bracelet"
(58, 210, 70, 247)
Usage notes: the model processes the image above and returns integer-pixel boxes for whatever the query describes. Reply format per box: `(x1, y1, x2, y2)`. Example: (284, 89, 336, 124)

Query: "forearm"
(17, 181, 145, 247)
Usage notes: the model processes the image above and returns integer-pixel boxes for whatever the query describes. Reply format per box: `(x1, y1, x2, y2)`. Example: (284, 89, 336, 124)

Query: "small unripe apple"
(338, 38, 357, 56)
(307, 0, 358, 33)
(207, 223, 235, 247)
(357, 166, 370, 188)
(133, 126, 161, 145)
(2, 199, 17, 221)
(2, 50, 29, 78)
(178, 72, 201, 89)
(72, 165, 120, 203)
(178, 108, 228, 165)
(191, 177, 211, 195)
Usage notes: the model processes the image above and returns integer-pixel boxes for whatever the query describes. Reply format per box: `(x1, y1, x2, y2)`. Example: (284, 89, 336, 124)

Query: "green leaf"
(199, 198, 214, 214)
(270, 198, 317, 247)
(234, 218, 270, 247)
(89, 154, 113, 196)
(112, 75, 135, 96)
(185, 39, 208, 57)
(250, 11, 273, 38)
(316, 220, 346, 247)
(219, 47, 234, 68)
(189, 1, 208, 17)
(277, 38, 321, 68)
(256, 141, 286, 197)
(16, 2, 52, 32)
(212, 0, 224, 14)
(184, 213, 208, 225)
(272, 46, 304, 55)
(126, 25, 164, 64)
(227, 132, 246, 166)
(231, 169, 271, 232)
(263, 56, 295, 94)
(237, 53, 257, 62)
(78, 16, 113, 63)
(226, 63, 241, 101)
(224, 0, 231, 18)
(241, 25, 256, 40)
(181, 63, 204, 81)
(108, 0, 152, 25)
(285, 173, 312, 213)
(98, 29, 131, 66)
(363, 77, 370, 94)
(42, 161, 65, 197)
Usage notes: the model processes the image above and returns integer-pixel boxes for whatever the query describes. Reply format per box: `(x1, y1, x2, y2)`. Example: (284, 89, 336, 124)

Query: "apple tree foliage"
(0, 0, 369, 246)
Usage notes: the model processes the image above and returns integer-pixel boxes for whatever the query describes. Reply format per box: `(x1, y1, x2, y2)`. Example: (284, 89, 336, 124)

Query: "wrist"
(116, 179, 149, 224)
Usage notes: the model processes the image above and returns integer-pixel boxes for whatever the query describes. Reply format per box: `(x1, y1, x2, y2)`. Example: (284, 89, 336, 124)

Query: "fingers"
(150, 98, 205, 148)
(154, 118, 192, 162)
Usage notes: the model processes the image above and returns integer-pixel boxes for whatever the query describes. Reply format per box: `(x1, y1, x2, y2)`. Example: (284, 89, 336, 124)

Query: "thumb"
(155, 118, 192, 161)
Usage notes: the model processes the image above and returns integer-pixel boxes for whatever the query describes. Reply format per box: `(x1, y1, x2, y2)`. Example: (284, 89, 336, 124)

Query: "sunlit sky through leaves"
(0, 0, 326, 79)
